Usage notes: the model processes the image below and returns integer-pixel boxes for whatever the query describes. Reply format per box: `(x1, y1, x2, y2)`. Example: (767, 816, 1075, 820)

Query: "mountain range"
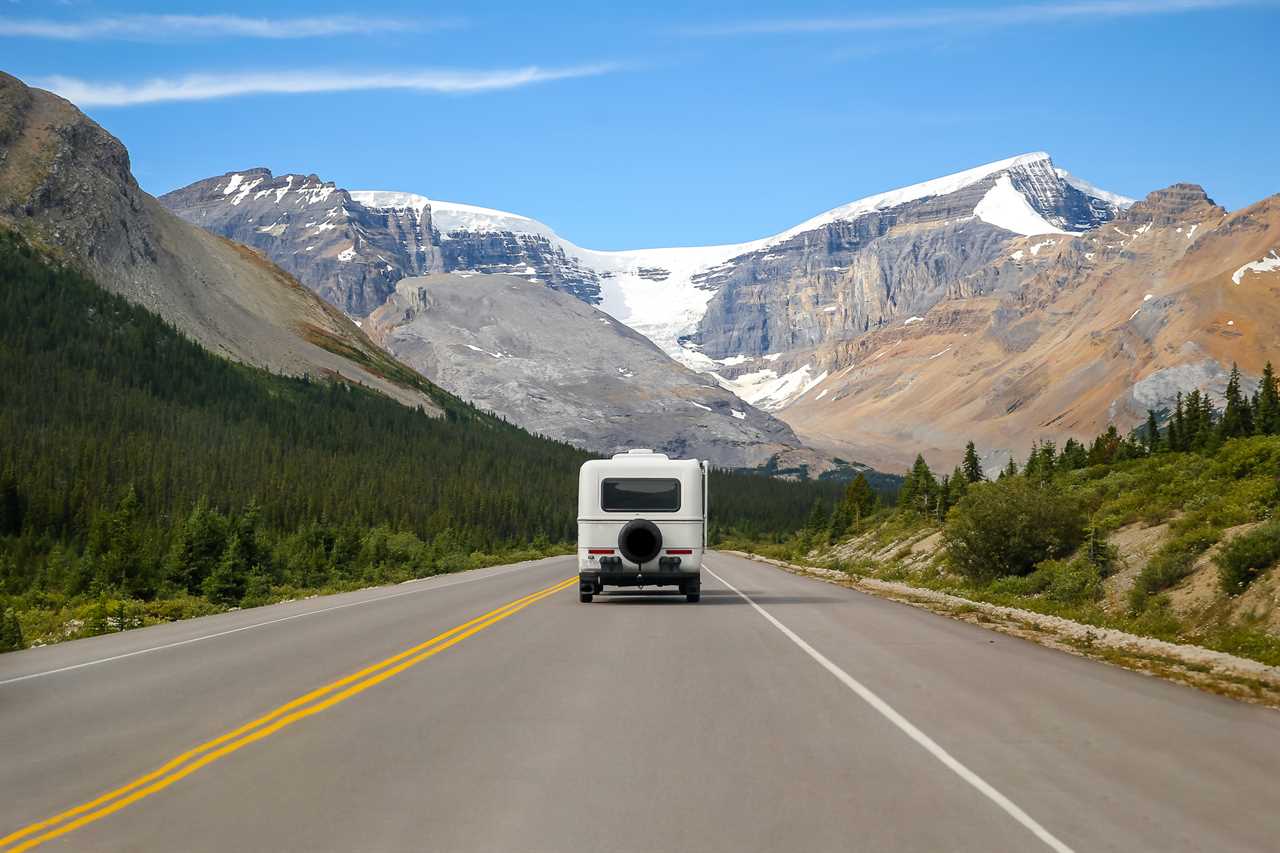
(162, 149, 1278, 473)
(5, 66, 1273, 477)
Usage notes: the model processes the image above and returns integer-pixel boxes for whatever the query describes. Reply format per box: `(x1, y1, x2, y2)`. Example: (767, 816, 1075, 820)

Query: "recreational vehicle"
(577, 450, 707, 603)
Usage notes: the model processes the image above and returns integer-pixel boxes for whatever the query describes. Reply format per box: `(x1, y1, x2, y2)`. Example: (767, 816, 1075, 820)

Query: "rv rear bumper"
(579, 567, 700, 591)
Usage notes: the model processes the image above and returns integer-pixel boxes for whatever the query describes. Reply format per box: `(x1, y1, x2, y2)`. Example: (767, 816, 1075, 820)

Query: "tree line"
(0, 231, 839, 648)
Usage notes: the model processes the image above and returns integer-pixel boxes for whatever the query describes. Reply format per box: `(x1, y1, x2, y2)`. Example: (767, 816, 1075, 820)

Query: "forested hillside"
(0, 232, 843, 649)
(731, 376, 1280, 667)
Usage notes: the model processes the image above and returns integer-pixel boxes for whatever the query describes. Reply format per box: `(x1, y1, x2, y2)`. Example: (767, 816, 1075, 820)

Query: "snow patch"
(337, 247, 357, 262)
(464, 344, 503, 359)
(730, 409, 746, 420)
(975, 175, 1070, 236)
(717, 365, 828, 411)
(718, 354, 752, 367)
(904, 316, 925, 326)
(1231, 250, 1279, 285)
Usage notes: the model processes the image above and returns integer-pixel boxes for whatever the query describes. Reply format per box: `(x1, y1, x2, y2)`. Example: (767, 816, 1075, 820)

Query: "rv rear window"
(601, 478, 681, 512)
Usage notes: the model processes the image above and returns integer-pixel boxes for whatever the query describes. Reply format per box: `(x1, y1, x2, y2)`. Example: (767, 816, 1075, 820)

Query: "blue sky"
(3, 0, 1278, 248)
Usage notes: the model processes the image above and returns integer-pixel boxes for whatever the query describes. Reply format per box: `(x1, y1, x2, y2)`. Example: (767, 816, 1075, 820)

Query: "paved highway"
(2, 551, 1278, 852)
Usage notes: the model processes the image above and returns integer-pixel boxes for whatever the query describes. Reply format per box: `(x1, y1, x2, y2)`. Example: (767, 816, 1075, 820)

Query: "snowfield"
(349, 152, 1131, 382)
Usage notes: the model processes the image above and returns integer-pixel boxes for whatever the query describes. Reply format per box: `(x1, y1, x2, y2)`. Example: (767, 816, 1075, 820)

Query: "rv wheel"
(686, 590, 700, 603)
(579, 591, 593, 603)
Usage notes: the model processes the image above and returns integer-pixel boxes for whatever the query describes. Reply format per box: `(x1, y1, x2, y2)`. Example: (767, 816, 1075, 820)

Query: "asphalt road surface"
(2, 551, 1279, 852)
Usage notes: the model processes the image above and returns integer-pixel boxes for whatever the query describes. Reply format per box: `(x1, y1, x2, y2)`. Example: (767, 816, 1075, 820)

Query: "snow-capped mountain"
(161, 152, 1130, 414)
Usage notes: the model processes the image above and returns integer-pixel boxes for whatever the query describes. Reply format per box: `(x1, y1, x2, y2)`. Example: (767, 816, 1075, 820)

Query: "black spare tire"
(618, 518, 663, 565)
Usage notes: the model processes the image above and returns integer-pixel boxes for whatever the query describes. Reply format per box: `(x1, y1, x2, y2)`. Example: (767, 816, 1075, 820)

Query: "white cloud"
(0, 14, 460, 40)
(678, 0, 1273, 36)
(35, 65, 622, 107)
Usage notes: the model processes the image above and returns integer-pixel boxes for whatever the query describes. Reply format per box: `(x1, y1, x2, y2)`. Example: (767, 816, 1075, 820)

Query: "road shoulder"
(725, 550, 1280, 708)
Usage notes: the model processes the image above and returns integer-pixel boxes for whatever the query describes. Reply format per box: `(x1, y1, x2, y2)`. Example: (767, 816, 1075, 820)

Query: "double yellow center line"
(0, 575, 576, 852)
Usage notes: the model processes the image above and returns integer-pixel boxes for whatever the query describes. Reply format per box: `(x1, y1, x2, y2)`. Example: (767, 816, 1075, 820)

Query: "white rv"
(577, 450, 707, 603)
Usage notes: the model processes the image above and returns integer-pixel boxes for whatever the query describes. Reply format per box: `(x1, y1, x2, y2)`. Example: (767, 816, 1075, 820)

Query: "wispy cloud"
(35, 65, 622, 107)
(678, 0, 1272, 37)
(0, 13, 461, 41)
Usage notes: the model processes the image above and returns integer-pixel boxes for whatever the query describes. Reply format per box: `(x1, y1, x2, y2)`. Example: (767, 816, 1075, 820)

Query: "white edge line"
(0, 560, 550, 687)
(704, 563, 1074, 853)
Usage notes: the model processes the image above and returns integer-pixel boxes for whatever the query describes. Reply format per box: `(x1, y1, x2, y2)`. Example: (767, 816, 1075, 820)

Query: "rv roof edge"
(612, 449, 666, 459)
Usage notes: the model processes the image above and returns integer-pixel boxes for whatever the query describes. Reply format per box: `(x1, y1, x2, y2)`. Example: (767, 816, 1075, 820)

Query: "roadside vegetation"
(727, 367, 1280, 667)
(0, 231, 842, 651)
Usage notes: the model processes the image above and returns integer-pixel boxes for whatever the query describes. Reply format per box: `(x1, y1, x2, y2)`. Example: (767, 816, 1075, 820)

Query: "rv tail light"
(588, 548, 615, 555)
(666, 549, 693, 555)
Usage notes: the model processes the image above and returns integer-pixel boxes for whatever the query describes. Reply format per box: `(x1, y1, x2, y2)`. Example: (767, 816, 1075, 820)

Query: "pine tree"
(1058, 438, 1088, 471)
(1256, 361, 1280, 435)
(1170, 392, 1186, 451)
(899, 455, 938, 515)
(1218, 363, 1254, 439)
(998, 458, 1019, 480)
(203, 533, 249, 606)
(947, 466, 969, 508)
(961, 442, 984, 483)
(168, 499, 228, 595)
(842, 473, 877, 524)
(1144, 410, 1161, 452)
(937, 474, 951, 521)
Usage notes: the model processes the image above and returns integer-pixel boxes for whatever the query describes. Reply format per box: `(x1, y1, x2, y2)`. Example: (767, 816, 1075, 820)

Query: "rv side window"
(601, 478, 681, 512)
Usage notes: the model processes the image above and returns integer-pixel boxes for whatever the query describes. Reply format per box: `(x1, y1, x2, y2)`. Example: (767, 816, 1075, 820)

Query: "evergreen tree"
(1058, 438, 1088, 471)
(947, 466, 969, 508)
(899, 455, 938, 515)
(167, 499, 228, 595)
(805, 499, 828, 534)
(1144, 410, 1161, 452)
(1255, 361, 1280, 435)
(842, 473, 877, 524)
(204, 532, 250, 606)
(961, 442, 984, 483)
(1088, 426, 1122, 466)
(1170, 392, 1186, 451)
(998, 458, 1019, 480)
(1218, 363, 1254, 439)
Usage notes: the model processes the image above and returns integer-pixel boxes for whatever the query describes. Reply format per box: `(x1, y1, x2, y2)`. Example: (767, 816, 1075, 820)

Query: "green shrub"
(1215, 521, 1280, 595)
(1128, 525, 1220, 611)
(987, 557, 1103, 605)
(944, 479, 1086, 582)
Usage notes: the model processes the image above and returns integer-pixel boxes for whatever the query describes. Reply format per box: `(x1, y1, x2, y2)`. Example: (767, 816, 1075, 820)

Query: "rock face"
(688, 154, 1124, 362)
(0, 72, 439, 412)
(364, 273, 809, 468)
(774, 184, 1280, 472)
(158, 171, 444, 317)
(159, 180, 604, 315)
(161, 153, 1128, 370)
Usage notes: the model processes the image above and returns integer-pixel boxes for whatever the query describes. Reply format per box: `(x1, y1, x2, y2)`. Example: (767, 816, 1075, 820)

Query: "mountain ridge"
(0, 72, 442, 413)
(161, 151, 1130, 372)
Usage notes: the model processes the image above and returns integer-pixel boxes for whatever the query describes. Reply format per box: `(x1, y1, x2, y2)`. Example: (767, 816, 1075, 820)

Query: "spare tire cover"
(618, 518, 663, 564)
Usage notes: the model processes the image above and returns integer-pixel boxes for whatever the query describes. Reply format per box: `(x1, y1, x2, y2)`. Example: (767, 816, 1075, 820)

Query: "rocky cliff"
(773, 184, 1279, 472)
(363, 273, 821, 469)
